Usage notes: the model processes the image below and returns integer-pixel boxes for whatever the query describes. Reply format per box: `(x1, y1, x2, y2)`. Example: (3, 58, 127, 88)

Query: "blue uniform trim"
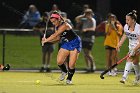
(60, 36, 82, 52)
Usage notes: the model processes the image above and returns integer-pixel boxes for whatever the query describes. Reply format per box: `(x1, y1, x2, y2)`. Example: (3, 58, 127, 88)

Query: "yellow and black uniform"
(104, 22, 123, 49)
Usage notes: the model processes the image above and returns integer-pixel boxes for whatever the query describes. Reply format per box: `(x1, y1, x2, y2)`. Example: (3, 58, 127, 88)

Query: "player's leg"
(45, 52, 53, 72)
(120, 57, 133, 84)
(45, 45, 54, 72)
(105, 48, 112, 75)
(114, 51, 119, 72)
(83, 48, 90, 71)
(110, 49, 117, 76)
(84, 49, 96, 72)
(83, 42, 95, 72)
(132, 56, 140, 84)
(87, 42, 96, 72)
(87, 50, 96, 72)
(40, 52, 46, 72)
(57, 48, 69, 81)
(64, 56, 69, 70)
(66, 49, 79, 84)
(40, 45, 47, 72)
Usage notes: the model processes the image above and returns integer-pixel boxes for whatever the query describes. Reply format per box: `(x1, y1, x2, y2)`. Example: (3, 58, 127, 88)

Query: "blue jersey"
(56, 22, 82, 52)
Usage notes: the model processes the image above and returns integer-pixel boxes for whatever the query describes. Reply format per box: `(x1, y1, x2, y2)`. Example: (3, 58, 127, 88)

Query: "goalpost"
(0, 28, 33, 66)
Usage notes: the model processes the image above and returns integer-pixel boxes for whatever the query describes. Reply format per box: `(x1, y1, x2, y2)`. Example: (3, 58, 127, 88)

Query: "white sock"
(123, 62, 132, 79)
(43, 64, 47, 68)
(46, 65, 50, 68)
(132, 63, 140, 77)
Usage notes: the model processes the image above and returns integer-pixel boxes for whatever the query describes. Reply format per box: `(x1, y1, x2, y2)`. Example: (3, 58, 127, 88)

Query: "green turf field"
(0, 34, 129, 70)
(0, 71, 140, 93)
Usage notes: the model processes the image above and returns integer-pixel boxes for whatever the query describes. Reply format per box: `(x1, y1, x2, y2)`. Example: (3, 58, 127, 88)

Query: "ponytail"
(127, 10, 137, 21)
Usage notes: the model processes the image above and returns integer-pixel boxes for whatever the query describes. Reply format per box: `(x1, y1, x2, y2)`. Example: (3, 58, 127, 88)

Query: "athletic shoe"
(133, 75, 140, 85)
(59, 72, 67, 81)
(133, 81, 140, 85)
(86, 69, 95, 73)
(39, 67, 44, 72)
(111, 70, 117, 76)
(111, 72, 117, 76)
(120, 77, 126, 84)
(46, 68, 51, 72)
(108, 71, 112, 76)
(86, 66, 96, 73)
(114, 68, 118, 72)
(93, 65, 96, 71)
(66, 79, 72, 84)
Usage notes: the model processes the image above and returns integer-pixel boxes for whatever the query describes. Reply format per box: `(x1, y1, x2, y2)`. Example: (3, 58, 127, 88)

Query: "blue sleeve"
(29, 11, 41, 21)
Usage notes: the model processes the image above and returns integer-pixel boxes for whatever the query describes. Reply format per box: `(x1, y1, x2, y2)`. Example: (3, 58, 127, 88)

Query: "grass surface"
(0, 71, 140, 93)
(0, 34, 129, 70)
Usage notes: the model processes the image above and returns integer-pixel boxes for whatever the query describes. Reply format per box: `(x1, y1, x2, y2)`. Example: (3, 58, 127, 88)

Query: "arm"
(116, 33, 127, 51)
(42, 23, 68, 43)
(83, 27, 96, 32)
(105, 23, 112, 35)
(83, 18, 96, 32)
(116, 23, 123, 36)
(29, 12, 41, 22)
(75, 15, 85, 23)
(23, 12, 29, 20)
(49, 36, 60, 43)
(75, 15, 84, 30)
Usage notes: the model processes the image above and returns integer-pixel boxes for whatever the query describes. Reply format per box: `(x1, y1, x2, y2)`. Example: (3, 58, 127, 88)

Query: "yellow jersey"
(104, 22, 123, 48)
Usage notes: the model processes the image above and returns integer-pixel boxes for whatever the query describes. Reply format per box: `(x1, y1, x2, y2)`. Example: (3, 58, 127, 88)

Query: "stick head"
(3, 64, 10, 71)
(100, 75, 104, 79)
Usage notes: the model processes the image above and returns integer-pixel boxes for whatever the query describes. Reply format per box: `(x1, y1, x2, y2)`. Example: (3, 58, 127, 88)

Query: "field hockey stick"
(42, 17, 50, 46)
(100, 54, 129, 79)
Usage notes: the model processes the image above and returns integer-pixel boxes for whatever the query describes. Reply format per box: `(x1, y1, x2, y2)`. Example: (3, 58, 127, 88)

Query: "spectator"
(33, 12, 55, 72)
(19, 4, 41, 29)
(82, 4, 90, 13)
(61, 12, 74, 28)
(95, 20, 107, 36)
(75, 9, 96, 72)
(49, 4, 61, 15)
(75, 4, 90, 30)
(104, 13, 123, 76)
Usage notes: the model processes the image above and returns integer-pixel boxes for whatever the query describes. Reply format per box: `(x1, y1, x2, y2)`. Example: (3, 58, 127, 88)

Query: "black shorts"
(42, 44, 54, 53)
(82, 41, 94, 50)
(105, 46, 116, 50)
